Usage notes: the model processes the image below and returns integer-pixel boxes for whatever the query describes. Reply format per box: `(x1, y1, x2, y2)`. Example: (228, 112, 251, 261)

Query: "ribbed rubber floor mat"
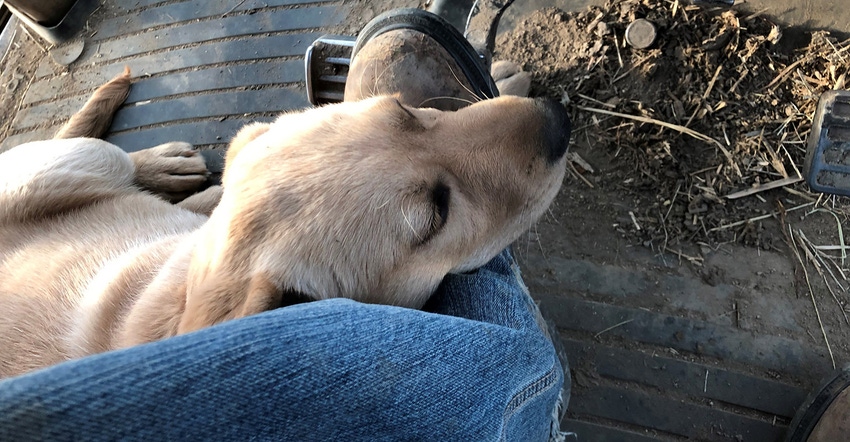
(519, 225, 832, 441)
(1, 0, 346, 174)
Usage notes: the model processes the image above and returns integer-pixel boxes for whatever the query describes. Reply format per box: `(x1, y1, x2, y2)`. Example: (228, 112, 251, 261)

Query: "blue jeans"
(0, 250, 568, 441)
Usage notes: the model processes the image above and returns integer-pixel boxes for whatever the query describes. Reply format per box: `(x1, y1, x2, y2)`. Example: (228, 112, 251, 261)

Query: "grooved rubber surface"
(0, 0, 346, 171)
(520, 238, 829, 441)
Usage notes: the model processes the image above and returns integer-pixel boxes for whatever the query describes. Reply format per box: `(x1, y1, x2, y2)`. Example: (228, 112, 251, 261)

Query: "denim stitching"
(499, 365, 560, 441)
(508, 261, 532, 330)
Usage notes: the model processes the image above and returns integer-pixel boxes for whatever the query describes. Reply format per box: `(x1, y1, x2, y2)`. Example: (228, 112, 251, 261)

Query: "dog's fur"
(0, 66, 567, 378)
(53, 67, 133, 140)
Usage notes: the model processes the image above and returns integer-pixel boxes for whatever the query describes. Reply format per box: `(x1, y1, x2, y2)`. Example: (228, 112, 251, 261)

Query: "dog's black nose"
(536, 98, 571, 164)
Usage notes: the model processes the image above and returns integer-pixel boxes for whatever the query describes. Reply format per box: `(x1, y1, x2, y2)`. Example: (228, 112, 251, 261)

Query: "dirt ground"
(339, 0, 422, 34)
(491, 1, 850, 363)
(0, 22, 42, 143)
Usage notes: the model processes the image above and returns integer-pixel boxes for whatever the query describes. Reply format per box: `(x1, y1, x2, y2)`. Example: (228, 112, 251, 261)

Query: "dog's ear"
(225, 122, 271, 170)
(177, 271, 281, 334)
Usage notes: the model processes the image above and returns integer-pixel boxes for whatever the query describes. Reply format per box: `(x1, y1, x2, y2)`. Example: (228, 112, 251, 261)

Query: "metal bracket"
(804, 90, 850, 197)
(304, 35, 356, 106)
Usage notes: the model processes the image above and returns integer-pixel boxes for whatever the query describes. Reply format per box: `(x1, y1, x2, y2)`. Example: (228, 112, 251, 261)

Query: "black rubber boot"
(786, 366, 850, 441)
(343, 9, 499, 110)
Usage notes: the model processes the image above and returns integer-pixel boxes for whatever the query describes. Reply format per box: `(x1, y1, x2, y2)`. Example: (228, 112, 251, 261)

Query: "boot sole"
(351, 8, 499, 101)
(785, 366, 850, 441)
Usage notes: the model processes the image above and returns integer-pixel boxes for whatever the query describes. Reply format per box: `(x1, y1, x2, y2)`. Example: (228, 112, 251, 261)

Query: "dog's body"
(0, 139, 208, 373)
(0, 68, 568, 378)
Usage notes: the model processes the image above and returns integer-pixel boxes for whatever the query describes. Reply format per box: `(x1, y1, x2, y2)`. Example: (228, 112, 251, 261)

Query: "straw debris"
(498, 0, 850, 247)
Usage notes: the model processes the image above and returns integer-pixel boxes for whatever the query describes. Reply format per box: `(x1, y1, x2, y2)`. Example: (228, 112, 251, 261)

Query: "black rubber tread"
(92, 0, 338, 42)
(25, 33, 321, 106)
(0, 2, 339, 163)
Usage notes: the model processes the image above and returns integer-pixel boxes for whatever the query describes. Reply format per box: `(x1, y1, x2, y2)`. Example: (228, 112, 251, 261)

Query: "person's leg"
(0, 250, 566, 442)
(425, 248, 571, 441)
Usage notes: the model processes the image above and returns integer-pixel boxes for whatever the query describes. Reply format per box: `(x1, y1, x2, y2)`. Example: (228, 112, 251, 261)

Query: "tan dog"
(0, 68, 568, 378)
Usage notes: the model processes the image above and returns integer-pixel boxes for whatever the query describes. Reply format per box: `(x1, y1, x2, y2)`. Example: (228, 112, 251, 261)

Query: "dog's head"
(179, 95, 569, 332)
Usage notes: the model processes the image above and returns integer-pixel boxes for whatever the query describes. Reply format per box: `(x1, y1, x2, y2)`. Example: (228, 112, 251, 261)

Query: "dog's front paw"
(491, 60, 532, 97)
(129, 142, 209, 202)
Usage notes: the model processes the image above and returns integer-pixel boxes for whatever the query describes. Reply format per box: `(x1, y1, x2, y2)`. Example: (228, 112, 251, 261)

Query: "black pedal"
(805, 90, 850, 197)
(305, 35, 356, 106)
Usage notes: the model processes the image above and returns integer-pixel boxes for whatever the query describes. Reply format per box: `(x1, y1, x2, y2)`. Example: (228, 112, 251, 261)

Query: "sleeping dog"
(0, 68, 569, 378)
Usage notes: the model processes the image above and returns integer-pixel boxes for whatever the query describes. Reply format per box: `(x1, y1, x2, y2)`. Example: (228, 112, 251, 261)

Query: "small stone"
(625, 19, 657, 49)
(596, 21, 610, 37)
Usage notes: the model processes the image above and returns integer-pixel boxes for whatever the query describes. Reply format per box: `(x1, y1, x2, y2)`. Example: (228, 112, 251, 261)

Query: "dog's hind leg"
(0, 67, 137, 223)
(54, 67, 132, 140)
(0, 138, 135, 224)
(176, 186, 223, 216)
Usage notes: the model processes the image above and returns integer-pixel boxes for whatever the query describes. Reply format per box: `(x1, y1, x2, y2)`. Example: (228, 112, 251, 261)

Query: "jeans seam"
(509, 261, 532, 331)
(499, 364, 560, 441)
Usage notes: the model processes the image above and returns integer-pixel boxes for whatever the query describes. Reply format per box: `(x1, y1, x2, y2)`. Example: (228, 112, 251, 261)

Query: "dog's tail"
(54, 66, 132, 140)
